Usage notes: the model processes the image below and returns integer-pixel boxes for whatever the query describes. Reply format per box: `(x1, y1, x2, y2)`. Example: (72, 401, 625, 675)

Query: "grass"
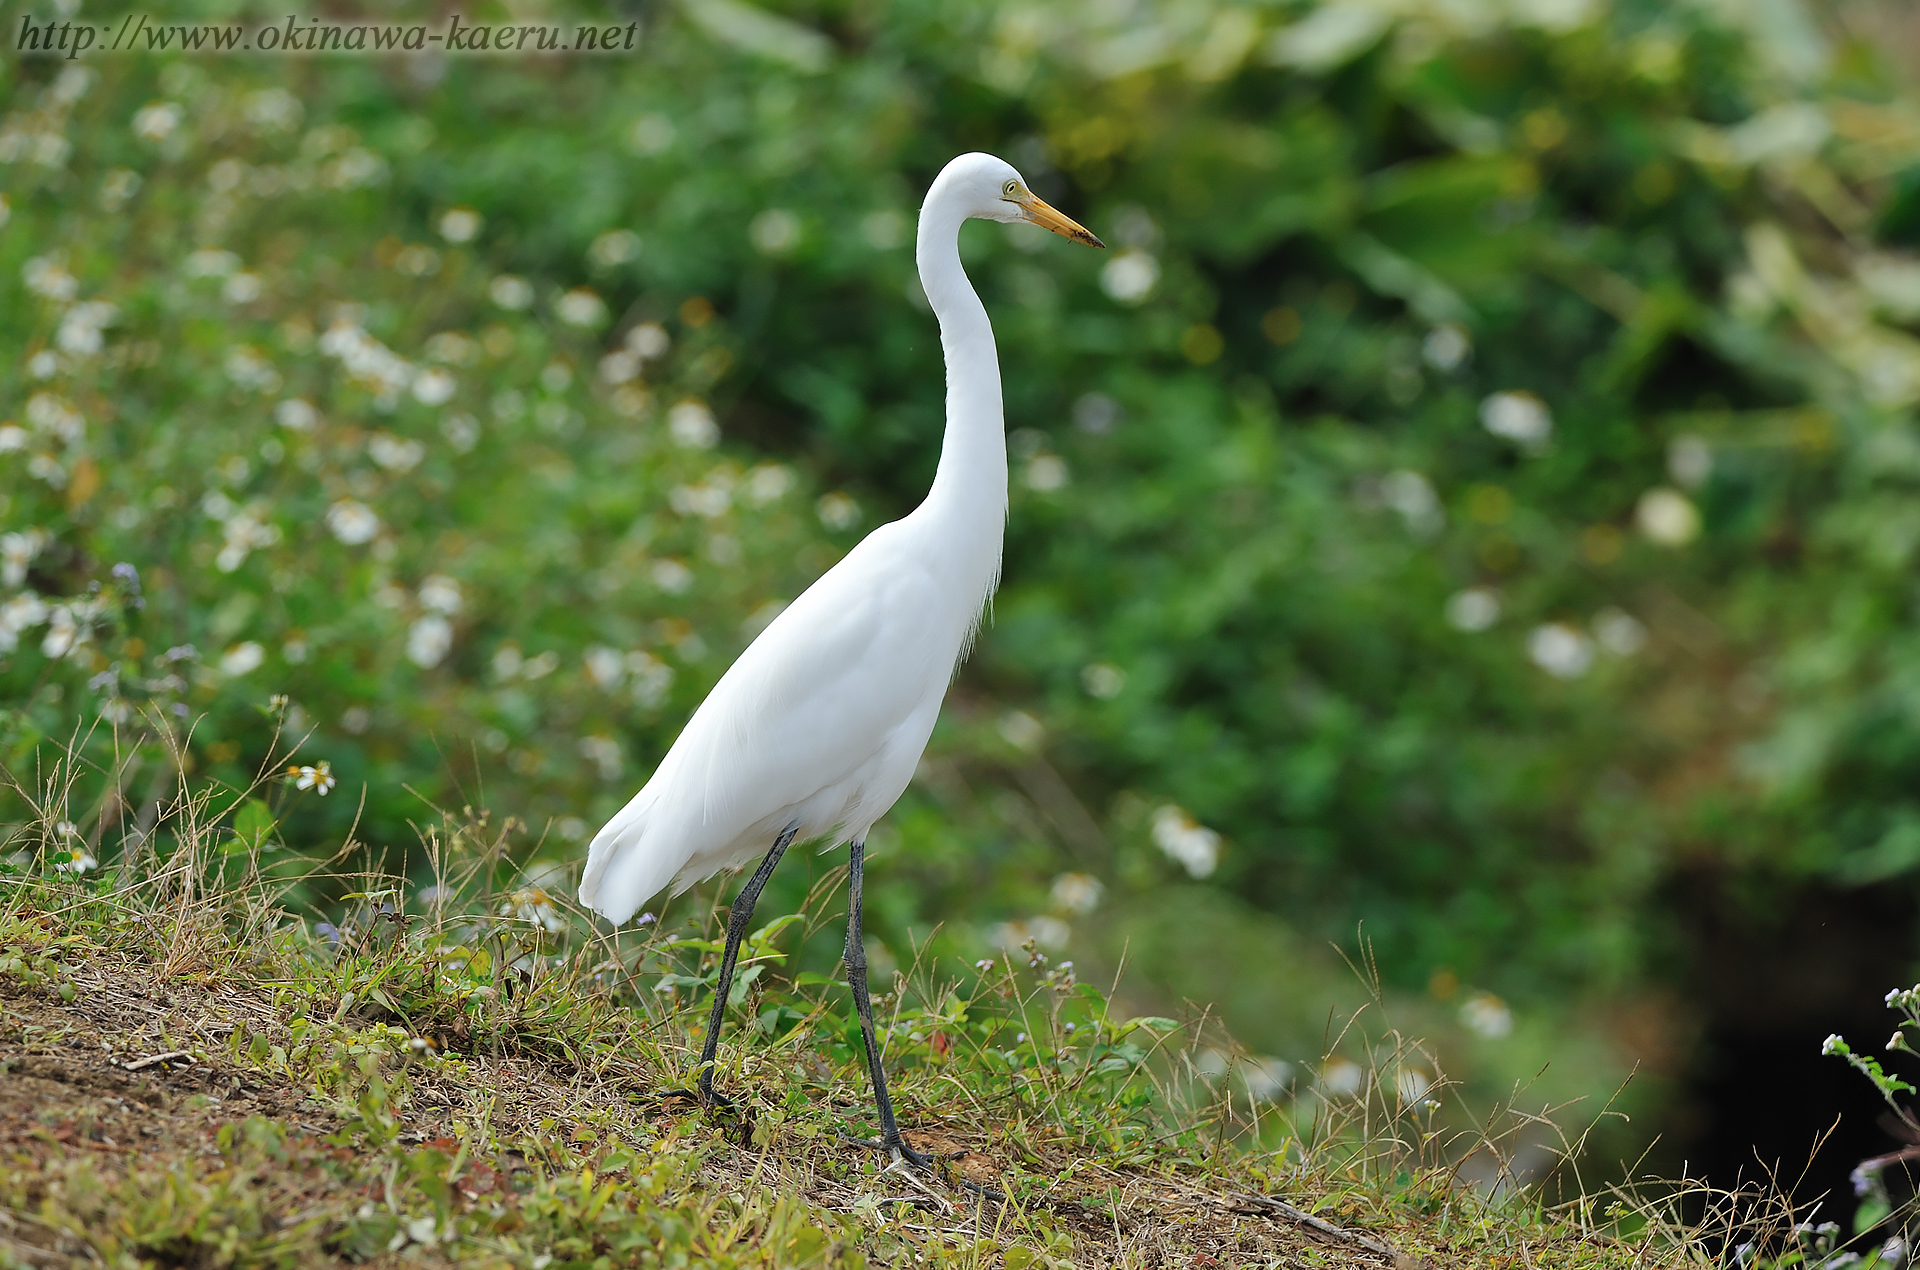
(0, 709, 1838, 1267)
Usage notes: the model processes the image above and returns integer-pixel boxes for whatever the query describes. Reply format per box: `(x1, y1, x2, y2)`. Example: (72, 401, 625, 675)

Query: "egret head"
(933, 152, 1105, 248)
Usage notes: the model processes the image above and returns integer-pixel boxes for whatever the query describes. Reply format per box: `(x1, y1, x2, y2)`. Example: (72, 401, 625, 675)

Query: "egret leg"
(695, 820, 799, 1106)
(844, 838, 934, 1168)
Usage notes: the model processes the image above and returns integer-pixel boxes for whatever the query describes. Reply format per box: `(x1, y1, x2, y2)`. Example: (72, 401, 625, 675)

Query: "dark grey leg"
(844, 837, 933, 1167)
(696, 820, 799, 1106)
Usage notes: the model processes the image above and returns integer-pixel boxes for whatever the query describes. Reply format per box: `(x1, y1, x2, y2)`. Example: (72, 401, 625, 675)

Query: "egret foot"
(660, 1084, 737, 1110)
(836, 1128, 941, 1170)
(837, 1131, 1009, 1202)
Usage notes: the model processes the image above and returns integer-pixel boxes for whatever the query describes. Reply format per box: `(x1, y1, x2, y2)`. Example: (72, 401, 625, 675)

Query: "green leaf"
(1119, 1016, 1180, 1035)
(1855, 1191, 1891, 1235)
(230, 799, 276, 851)
(749, 912, 805, 946)
(728, 963, 764, 1007)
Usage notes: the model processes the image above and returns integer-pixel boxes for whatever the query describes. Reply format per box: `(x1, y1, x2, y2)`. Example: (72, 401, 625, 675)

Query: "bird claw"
(836, 1132, 1010, 1203)
(662, 1083, 736, 1112)
(835, 1129, 981, 1174)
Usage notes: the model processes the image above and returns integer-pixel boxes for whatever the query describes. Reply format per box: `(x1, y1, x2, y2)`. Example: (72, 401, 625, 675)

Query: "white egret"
(579, 152, 1102, 1166)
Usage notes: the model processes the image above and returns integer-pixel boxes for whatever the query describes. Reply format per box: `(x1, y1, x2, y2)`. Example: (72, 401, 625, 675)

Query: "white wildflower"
(1025, 454, 1070, 492)
(749, 208, 800, 255)
(579, 734, 623, 780)
(441, 413, 480, 452)
(133, 101, 183, 142)
(1243, 1058, 1292, 1102)
(997, 710, 1044, 751)
(394, 245, 439, 277)
(668, 400, 719, 449)
(318, 319, 413, 404)
(626, 322, 670, 359)
(503, 886, 565, 933)
(23, 255, 78, 301)
(816, 492, 858, 530)
(1593, 608, 1648, 656)
(1669, 436, 1712, 488)
(669, 482, 731, 518)
(438, 207, 482, 243)
(220, 641, 265, 676)
(1445, 587, 1501, 632)
(26, 393, 84, 444)
(424, 331, 478, 366)
(0, 592, 50, 650)
(368, 433, 425, 472)
(626, 650, 674, 706)
(223, 272, 263, 304)
(288, 760, 336, 794)
(418, 575, 462, 615)
(1423, 324, 1471, 371)
(412, 367, 456, 406)
(53, 846, 97, 874)
(325, 500, 380, 545)
(650, 559, 693, 593)
(991, 916, 1069, 951)
(216, 506, 282, 572)
(183, 248, 240, 278)
(55, 300, 116, 356)
(225, 345, 280, 392)
(1479, 391, 1552, 449)
(1460, 993, 1514, 1038)
(1395, 1068, 1433, 1103)
(1636, 487, 1700, 545)
(1151, 805, 1221, 878)
(276, 398, 319, 431)
(555, 288, 607, 328)
(406, 615, 453, 668)
(1081, 662, 1126, 698)
(1050, 872, 1103, 915)
(1320, 1058, 1363, 1096)
(584, 645, 624, 688)
(1382, 469, 1442, 537)
(744, 463, 792, 504)
(599, 350, 641, 384)
(1100, 250, 1158, 303)
(1, 533, 48, 589)
(1528, 623, 1594, 678)
(630, 113, 675, 154)
(488, 275, 533, 310)
(41, 606, 83, 658)
(589, 229, 641, 267)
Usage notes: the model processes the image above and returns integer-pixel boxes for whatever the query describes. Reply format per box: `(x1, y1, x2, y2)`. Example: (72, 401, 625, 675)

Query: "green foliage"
(4, 0, 1920, 1159)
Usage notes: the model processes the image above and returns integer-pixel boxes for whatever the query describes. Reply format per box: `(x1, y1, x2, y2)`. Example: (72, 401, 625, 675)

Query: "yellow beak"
(1016, 193, 1105, 248)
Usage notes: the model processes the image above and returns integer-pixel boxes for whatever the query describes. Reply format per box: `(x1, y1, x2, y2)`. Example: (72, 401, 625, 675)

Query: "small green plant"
(1817, 987, 1920, 1268)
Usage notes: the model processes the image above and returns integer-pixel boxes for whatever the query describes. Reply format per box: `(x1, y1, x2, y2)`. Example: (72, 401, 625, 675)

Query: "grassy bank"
(0, 715, 1760, 1269)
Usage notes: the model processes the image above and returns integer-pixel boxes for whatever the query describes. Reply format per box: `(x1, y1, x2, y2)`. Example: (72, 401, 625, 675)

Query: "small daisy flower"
(53, 847, 97, 874)
(287, 760, 336, 795)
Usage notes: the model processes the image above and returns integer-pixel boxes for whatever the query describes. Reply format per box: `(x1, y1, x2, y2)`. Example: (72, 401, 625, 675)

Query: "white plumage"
(579, 153, 1102, 925)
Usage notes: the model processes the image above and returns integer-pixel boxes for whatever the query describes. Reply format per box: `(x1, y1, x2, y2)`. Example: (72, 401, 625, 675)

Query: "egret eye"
(1003, 180, 1020, 198)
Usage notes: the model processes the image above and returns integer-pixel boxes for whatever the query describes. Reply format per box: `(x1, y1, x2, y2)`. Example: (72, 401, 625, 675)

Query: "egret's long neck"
(915, 196, 1008, 546)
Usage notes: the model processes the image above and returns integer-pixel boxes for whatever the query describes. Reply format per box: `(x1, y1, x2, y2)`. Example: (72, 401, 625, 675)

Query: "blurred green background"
(6, 0, 1920, 1210)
